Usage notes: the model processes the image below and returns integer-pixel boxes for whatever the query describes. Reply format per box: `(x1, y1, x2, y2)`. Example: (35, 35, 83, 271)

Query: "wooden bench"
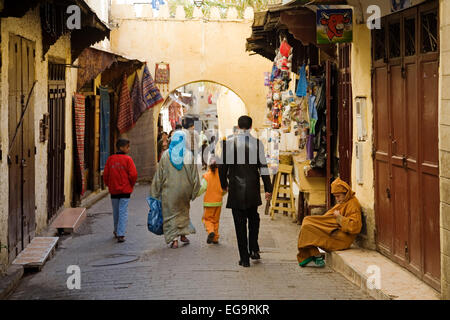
(50, 207, 87, 235)
(12, 237, 59, 271)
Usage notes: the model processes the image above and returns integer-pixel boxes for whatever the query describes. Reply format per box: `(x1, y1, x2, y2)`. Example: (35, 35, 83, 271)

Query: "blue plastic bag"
(147, 196, 163, 235)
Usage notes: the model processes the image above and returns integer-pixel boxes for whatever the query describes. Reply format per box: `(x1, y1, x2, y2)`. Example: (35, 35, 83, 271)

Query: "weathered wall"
(0, 7, 76, 269)
(350, 24, 376, 250)
(439, 0, 450, 300)
(216, 87, 247, 138)
(109, 8, 272, 179)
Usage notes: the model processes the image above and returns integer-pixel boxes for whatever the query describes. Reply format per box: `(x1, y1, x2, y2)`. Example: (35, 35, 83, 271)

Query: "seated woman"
(297, 178, 362, 268)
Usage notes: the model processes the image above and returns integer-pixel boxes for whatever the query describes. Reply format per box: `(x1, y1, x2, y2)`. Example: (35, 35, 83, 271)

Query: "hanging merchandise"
(276, 39, 292, 72)
(296, 64, 308, 97)
(142, 64, 164, 109)
(169, 101, 182, 130)
(117, 73, 134, 134)
(131, 71, 147, 124)
(264, 72, 270, 86)
(272, 101, 283, 129)
(155, 62, 170, 93)
(99, 86, 110, 171)
(74, 93, 86, 196)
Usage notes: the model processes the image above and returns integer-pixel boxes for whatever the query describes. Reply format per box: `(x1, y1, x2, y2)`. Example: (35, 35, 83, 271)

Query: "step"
(326, 248, 441, 300)
(270, 206, 296, 212)
(277, 187, 293, 193)
(12, 237, 59, 270)
(50, 207, 87, 234)
(274, 199, 294, 204)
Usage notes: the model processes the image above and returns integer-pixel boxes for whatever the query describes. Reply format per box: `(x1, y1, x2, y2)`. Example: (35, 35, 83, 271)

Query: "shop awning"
(0, 0, 110, 61)
(99, 55, 144, 89)
(77, 47, 145, 91)
(0, 0, 40, 17)
(246, 1, 338, 60)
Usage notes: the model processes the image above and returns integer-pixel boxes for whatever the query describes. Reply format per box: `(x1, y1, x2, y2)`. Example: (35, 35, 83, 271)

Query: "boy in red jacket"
(103, 138, 138, 242)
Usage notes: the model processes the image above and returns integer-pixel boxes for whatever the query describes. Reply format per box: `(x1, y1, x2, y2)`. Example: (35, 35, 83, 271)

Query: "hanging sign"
(316, 9, 353, 44)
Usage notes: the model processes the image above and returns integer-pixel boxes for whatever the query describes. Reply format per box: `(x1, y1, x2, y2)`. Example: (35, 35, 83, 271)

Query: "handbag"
(147, 196, 164, 235)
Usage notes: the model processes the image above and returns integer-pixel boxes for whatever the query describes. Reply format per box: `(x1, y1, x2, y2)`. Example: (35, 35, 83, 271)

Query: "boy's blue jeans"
(111, 198, 130, 237)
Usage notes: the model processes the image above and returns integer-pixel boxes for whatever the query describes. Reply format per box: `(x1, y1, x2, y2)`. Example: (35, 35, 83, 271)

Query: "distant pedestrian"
(197, 158, 225, 244)
(103, 138, 138, 243)
(219, 116, 272, 267)
(157, 131, 169, 162)
(150, 130, 200, 249)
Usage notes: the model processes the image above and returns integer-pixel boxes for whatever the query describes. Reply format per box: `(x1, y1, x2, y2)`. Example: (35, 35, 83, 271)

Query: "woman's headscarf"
(168, 130, 187, 171)
(331, 177, 355, 203)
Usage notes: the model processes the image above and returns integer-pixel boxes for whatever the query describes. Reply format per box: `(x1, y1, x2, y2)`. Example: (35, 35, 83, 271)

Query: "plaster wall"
(350, 24, 376, 250)
(0, 7, 76, 269)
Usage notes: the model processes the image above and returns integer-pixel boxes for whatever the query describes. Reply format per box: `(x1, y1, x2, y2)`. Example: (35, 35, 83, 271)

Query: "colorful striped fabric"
(131, 71, 147, 124)
(117, 73, 134, 134)
(74, 93, 86, 196)
(142, 64, 163, 109)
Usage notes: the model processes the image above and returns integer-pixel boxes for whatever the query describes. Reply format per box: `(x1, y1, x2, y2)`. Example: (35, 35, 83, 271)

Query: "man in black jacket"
(219, 116, 272, 267)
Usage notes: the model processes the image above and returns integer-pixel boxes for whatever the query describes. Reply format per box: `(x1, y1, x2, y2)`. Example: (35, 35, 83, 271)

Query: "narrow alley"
(9, 183, 370, 300)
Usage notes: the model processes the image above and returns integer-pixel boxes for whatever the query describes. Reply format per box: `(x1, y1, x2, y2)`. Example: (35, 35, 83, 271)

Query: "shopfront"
(247, 3, 354, 222)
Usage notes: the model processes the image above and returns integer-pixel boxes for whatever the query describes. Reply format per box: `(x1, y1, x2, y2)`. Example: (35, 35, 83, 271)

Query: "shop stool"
(270, 164, 296, 220)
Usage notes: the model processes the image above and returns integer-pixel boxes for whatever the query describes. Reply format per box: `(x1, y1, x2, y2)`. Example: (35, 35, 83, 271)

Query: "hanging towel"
(142, 64, 163, 109)
(131, 72, 147, 123)
(308, 94, 318, 121)
(99, 86, 110, 171)
(117, 73, 134, 134)
(74, 93, 86, 196)
(296, 65, 307, 97)
(306, 134, 315, 160)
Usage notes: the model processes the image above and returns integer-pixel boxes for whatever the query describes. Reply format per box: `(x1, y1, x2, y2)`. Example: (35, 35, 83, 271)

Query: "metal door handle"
(21, 159, 27, 167)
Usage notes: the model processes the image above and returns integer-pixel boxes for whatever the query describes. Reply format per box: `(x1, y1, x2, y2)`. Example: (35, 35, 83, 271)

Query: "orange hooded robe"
(297, 178, 362, 263)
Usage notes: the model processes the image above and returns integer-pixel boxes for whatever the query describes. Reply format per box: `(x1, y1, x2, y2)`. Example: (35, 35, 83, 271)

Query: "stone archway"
(109, 7, 272, 180)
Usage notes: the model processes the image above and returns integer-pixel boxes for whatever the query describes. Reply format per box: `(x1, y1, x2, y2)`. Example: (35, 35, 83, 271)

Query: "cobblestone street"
(10, 183, 371, 300)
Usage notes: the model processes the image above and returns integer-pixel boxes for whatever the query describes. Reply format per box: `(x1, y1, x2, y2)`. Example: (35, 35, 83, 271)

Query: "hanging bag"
(147, 196, 164, 235)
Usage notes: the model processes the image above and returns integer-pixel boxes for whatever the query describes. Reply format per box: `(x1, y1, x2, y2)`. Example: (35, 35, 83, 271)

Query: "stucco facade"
(0, 7, 77, 270)
(350, 24, 376, 250)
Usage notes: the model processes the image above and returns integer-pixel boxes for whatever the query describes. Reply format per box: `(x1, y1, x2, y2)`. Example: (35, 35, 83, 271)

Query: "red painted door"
(372, 1, 440, 291)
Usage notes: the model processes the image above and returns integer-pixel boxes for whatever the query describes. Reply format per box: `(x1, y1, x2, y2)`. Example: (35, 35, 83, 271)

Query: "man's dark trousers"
(231, 207, 260, 263)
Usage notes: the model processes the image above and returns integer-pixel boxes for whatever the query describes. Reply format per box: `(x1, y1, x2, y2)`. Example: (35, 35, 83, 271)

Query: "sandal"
(299, 256, 314, 267)
(180, 236, 190, 244)
(170, 240, 179, 249)
(312, 256, 326, 268)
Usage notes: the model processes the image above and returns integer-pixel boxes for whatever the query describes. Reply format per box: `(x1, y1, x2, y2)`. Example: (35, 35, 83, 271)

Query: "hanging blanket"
(142, 64, 163, 108)
(74, 93, 86, 196)
(99, 86, 110, 171)
(131, 72, 147, 123)
(117, 73, 134, 134)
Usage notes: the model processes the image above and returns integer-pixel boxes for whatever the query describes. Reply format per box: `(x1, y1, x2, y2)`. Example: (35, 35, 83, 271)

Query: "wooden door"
(372, 1, 440, 290)
(8, 35, 36, 261)
(47, 62, 66, 221)
(338, 43, 353, 185)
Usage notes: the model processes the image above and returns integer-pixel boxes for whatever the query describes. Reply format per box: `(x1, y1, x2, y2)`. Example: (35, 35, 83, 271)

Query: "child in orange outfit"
(197, 158, 226, 244)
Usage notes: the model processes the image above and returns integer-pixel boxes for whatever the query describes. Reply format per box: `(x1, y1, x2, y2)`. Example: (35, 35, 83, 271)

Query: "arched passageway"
(156, 81, 247, 167)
